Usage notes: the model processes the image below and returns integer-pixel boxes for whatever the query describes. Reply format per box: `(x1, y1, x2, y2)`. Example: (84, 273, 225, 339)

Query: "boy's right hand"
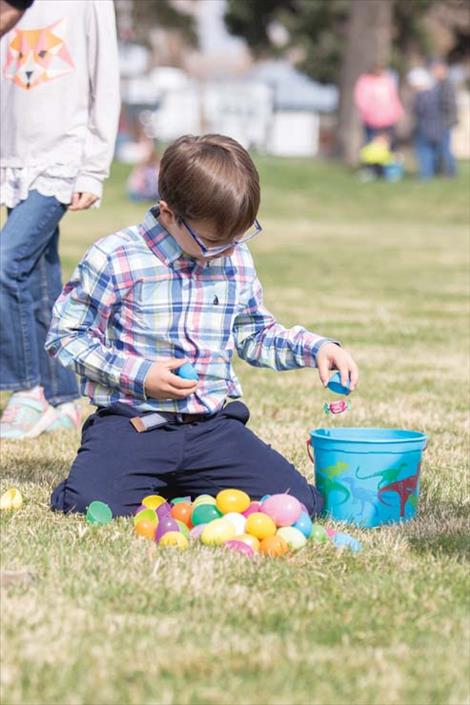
(144, 359, 198, 400)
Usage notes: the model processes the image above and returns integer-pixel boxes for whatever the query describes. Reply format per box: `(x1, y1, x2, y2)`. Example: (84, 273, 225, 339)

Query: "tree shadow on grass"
(403, 500, 470, 562)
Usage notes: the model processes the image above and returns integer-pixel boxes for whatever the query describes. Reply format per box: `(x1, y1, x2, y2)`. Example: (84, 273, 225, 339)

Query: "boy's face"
(158, 201, 236, 261)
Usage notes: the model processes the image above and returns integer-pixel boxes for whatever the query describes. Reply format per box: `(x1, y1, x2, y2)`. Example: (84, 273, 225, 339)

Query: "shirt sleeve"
(233, 275, 338, 370)
(73, 0, 120, 199)
(45, 244, 153, 400)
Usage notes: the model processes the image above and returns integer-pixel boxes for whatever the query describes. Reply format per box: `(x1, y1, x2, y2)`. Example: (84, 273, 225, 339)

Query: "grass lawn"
(1, 159, 469, 705)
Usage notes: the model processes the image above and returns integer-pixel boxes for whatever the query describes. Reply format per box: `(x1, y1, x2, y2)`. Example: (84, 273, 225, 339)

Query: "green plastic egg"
(276, 526, 307, 551)
(191, 503, 222, 526)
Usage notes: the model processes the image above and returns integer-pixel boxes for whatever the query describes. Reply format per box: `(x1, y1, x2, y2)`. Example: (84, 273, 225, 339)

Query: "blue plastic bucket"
(307, 428, 428, 528)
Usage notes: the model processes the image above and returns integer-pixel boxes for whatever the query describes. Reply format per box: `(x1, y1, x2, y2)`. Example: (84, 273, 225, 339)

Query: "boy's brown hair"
(158, 134, 260, 240)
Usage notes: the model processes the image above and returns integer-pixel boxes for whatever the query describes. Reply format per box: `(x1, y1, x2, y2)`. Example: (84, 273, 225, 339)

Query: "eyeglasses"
(180, 217, 263, 258)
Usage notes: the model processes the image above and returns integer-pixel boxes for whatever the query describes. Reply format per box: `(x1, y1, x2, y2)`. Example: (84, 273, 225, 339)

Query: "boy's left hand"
(316, 343, 359, 392)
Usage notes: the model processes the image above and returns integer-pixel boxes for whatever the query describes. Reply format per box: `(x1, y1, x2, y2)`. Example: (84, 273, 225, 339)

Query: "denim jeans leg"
(440, 129, 457, 176)
(33, 230, 80, 404)
(415, 133, 435, 180)
(0, 191, 68, 394)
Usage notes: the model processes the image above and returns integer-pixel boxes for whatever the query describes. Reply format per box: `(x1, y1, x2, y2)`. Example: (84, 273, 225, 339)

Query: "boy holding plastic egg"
(46, 134, 358, 518)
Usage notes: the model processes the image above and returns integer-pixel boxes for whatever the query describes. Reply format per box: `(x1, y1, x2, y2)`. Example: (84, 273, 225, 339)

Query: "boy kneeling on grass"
(46, 134, 359, 518)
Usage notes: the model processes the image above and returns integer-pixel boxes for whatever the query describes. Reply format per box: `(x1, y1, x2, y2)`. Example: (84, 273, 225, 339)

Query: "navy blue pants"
(51, 402, 324, 518)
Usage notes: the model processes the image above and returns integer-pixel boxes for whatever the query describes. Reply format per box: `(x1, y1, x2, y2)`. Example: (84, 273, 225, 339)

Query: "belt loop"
(175, 413, 184, 424)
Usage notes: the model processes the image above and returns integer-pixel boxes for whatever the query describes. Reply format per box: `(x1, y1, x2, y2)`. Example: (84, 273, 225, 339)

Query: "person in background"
(0, 0, 33, 37)
(359, 131, 403, 182)
(354, 63, 404, 146)
(0, 0, 120, 439)
(408, 67, 443, 181)
(430, 58, 458, 177)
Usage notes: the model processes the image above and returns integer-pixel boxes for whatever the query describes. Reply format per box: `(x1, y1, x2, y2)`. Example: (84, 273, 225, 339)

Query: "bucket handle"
(306, 438, 314, 463)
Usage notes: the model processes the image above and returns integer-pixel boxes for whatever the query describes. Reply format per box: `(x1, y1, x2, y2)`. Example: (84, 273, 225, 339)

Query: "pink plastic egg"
(261, 494, 302, 527)
(242, 501, 261, 517)
(189, 524, 206, 540)
(225, 540, 255, 558)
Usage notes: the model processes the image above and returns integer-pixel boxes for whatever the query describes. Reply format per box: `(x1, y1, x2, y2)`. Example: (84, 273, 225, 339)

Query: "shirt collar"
(140, 206, 185, 267)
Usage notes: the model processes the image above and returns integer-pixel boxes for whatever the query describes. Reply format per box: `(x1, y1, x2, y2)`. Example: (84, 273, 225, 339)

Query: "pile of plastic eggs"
(132, 489, 359, 557)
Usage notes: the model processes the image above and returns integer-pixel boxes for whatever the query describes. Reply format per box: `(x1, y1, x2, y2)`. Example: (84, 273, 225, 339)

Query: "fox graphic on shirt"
(3, 19, 74, 90)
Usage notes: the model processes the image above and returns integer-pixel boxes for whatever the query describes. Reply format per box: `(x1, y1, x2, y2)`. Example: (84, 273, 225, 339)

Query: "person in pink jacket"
(354, 63, 403, 146)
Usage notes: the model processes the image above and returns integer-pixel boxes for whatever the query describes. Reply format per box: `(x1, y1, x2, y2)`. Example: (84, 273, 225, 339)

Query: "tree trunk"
(337, 0, 394, 166)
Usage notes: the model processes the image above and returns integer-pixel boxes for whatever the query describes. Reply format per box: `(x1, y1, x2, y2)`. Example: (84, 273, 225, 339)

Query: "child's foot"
(0, 387, 58, 439)
(45, 401, 82, 433)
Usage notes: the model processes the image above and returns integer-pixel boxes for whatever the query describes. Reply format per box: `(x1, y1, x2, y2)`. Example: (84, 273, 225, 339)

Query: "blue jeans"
(0, 190, 79, 404)
(415, 132, 439, 180)
(439, 128, 457, 176)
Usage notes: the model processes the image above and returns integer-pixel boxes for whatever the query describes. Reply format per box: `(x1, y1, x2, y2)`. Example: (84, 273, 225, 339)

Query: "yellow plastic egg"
(216, 489, 250, 514)
(0, 487, 23, 510)
(245, 512, 276, 540)
(142, 495, 167, 510)
(192, 494, 217, 508)
(201, 518, 236, 545)
(159, 531, 188, 550)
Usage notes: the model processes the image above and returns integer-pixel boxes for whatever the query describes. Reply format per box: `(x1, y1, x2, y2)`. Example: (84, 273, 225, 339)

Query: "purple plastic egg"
(189, 524, 206, 540)
(261, 494, 302, 527)
(134, 504, 147, 514)
(242, 501, 261, 517)
(156, 516, 179, 542)
(156, 502, 172, 520)
(225, 540, 255, 558)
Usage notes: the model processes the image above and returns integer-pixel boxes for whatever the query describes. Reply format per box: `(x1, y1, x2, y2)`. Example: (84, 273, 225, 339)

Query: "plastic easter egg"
(175, 520, 190, 538)
(156, 517, 180, 542)
(225, 540, 255, 558)
(156, 502, 172, 520)
(223, 512, 246, 535)
(276, 526, 307, 551)
(245, 512, 276, 540)
(327, 371, 350, 396)
(201, 518, 235, 545)
(242, 501, 261, 517)
(311, 524, 329, 543)
(176, 362, 199, 381)
(333, 532, 362, 553)
(134, 519, 157, 540)
(159, 531, 188, 550)
(293, 511, 313, 538)
(0, 487, 23, 510)
(191, 503, 222, 526)
(216, 488, 251, 514)
(299, 502, 309, 514)
(259, 535, 289, 557)
(171, 496, 191, 505)
(86, 501, 113, 525)
(171, 502, 192, 527)
(192, 494, 216, 508)
(237, 533, 261, 552)
(260, 494, 271, 503)
(133, 508, 158, 527)
(142, 494, 167, 510)
(189, 524, 206, 540)
(261, 494, 302, 527)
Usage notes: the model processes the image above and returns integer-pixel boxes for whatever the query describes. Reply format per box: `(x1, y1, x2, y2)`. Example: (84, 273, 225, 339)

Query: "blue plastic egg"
(176, 362, 199, 381)
(292, 511, 313, 538)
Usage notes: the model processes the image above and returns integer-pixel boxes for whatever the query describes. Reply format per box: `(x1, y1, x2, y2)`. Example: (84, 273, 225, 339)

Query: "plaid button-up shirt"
(46, 208, 332, 414)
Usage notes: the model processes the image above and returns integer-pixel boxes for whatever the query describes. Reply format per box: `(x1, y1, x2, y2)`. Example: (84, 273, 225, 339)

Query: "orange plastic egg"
(134, 519, 157, 540)
(171, 502, 192, 527)
(245, 512, 276, 540)
(259, 535, 289, 557)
